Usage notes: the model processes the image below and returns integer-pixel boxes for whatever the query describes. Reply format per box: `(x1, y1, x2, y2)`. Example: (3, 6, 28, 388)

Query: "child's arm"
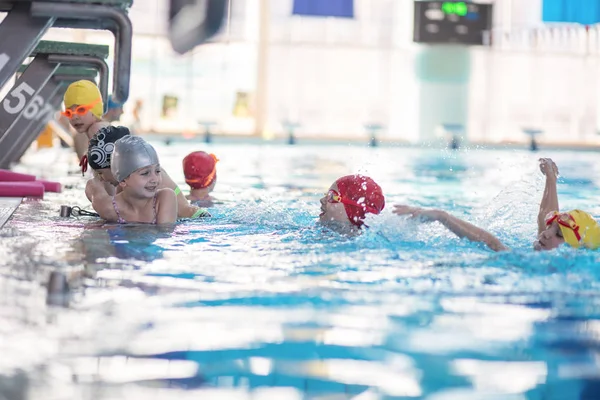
(393, 205, 508, 252)
(86, 178, 118, 221)
(160, 168, 202, 218)
(84, 173, 115, 201)
(73, 132, 89, 161)
(102, 180, 116, 196)
(537, 158, 560, 235)
(155, 188, 178, 224)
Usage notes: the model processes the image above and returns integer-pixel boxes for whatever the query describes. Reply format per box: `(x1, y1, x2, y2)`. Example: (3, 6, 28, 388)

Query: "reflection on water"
(1, 144, 600, 399)
(78, 224, 176, 265)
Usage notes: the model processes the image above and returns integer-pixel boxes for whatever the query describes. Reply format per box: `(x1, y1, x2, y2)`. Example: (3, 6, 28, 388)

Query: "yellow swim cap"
(63, 80, 103, 119)
(548, 210, 600, 250)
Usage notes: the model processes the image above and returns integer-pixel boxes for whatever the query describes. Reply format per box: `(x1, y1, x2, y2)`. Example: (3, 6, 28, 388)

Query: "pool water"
(2, 142, 600, 400)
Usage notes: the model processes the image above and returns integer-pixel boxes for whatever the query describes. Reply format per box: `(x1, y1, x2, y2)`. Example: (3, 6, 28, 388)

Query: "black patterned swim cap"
(87, 126, 130, 170)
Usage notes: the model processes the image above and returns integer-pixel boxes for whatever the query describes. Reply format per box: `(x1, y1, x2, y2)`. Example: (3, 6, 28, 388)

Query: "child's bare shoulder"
(88, 121, 110, 137)
(157, 187, 176, 200)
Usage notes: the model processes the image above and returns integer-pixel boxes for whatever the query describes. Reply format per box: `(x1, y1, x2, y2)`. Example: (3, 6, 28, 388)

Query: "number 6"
(3, 82, 35, 114)
(37, 103, 54, 122)
(23, 95, 43, 120)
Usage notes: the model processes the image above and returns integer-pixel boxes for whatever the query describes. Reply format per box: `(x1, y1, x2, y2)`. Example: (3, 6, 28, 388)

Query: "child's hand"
(393, 205, 440, 222)
(539, 158, 559, 179)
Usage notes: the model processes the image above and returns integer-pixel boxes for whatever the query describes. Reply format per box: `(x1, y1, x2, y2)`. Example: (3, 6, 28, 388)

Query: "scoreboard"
(413, 1, 493, 45)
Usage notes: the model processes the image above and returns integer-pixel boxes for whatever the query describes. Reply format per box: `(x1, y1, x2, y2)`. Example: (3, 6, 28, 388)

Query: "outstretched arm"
(160, 168, 205, 218)
(537, 158, 559, 235)
(393, 205, 509, 252)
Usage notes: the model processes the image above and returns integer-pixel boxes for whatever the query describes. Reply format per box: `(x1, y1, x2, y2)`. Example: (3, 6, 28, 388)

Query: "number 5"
(3, 82, 35, 114)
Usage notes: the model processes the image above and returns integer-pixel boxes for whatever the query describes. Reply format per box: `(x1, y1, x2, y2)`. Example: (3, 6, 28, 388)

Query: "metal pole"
(48, 55, 109, 104)
(254, 0, 270, 137)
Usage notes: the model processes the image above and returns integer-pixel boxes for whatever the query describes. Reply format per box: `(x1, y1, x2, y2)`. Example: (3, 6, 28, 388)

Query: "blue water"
(2, 142, 600, 399)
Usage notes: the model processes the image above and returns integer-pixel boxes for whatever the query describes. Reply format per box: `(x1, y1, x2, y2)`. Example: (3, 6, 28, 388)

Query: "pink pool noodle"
(0, 182, 44, 198)
(0, 169, 61, 193)
(37, 180, 62, 193)
(0, 169, 36, 182)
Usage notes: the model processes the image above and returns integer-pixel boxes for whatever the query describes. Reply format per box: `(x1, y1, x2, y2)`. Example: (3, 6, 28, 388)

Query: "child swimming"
(182, 151, 219, 207)
(85, 126, 210, 219)
(393, 158, 600, 252)
(62, 80, 110, 162)
(86, 136, 177, 224)
(319, 174, 385, 234)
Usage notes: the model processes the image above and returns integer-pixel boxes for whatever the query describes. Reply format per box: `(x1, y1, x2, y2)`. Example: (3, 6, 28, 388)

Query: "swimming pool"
(2, 141, 600, 399)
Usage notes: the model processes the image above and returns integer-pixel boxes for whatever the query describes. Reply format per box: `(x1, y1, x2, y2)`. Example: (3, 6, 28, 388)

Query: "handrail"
(31, 2, 132, 103)
(48, 54, 109, 104)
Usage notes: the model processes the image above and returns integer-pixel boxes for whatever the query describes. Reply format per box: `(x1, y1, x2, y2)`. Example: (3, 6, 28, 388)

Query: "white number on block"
(3, 82, 35, 114)
(37, 102, 54, 122)
(23, 95, 43, 120)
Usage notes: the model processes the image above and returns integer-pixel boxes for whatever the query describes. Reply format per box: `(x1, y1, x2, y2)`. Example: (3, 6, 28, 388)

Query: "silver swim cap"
(111, 136, 160, 182)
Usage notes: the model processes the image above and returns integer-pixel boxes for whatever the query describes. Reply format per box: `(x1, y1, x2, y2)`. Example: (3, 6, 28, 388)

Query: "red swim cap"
(335, 174, 385, 227)
(183, 151, 218, 189)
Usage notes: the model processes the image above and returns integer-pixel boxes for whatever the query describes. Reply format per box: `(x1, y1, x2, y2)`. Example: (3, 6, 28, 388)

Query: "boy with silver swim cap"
(109, 136, 209, 219)
(111, 136, 160, 182)
(86, 135, 178, 224)
(84, 126, 210, 219)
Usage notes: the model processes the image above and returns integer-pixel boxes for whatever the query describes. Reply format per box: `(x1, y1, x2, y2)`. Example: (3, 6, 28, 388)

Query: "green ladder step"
(17, 64, 98, 78)
(31, 41, 109, 58)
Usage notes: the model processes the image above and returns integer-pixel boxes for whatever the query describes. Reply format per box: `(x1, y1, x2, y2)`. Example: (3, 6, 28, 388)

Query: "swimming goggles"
(545, 211, 581, 241)
(61, 97, 102, 119)
(326, 189, 379, 214)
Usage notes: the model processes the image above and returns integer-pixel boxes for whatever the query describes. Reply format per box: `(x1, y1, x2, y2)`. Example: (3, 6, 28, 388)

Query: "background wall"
(20, 0, 600, 145)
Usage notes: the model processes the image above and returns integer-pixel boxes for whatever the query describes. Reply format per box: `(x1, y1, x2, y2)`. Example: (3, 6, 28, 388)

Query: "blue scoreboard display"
(413, 1, 493, 45)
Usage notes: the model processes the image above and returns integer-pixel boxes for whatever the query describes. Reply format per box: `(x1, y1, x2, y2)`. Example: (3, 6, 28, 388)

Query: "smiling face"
(119, 164, 162, 199)
(318, 182, 351, 227)
(533, 221, 565, 251)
